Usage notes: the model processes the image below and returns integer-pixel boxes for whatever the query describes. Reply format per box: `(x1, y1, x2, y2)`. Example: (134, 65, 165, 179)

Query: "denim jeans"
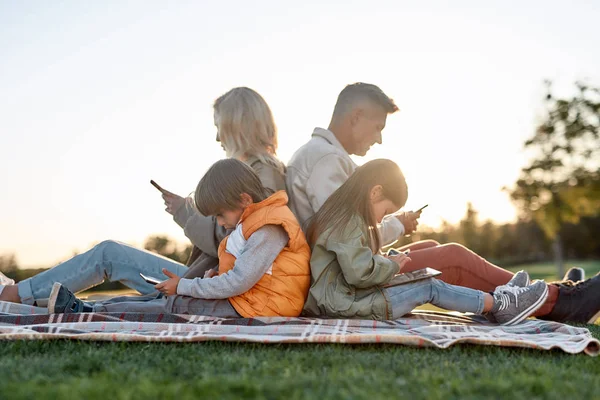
(386, 278, 486, 319)
(17, 240, 189, 306)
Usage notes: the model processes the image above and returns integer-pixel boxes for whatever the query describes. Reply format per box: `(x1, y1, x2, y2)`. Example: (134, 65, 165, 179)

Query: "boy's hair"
(195, 159, 273, 216)
(306, 159, 408, 252)
(214, 87, 284, 173)
(331, 83, 399, 120)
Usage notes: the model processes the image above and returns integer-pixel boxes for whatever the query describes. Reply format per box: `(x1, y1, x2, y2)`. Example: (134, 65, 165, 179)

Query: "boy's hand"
(155, 269, 181, 296)
(385, 253, 412, 274)
(203, 268, 218, 279)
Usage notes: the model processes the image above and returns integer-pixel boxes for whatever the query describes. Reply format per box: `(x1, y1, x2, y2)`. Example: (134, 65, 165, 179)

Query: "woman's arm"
(176, 225, 289, 299)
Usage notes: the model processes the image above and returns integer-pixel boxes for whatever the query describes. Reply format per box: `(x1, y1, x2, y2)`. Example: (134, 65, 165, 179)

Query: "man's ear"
(350, 108, 363, 127)
(240, 193, 253, 207)
(369, 185, 384, 201)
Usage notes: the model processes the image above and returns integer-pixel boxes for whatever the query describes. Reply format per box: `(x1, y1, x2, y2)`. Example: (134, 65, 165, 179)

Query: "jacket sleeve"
(326, 225, 399, 288)
(173, 197, 226, 257)
(305, 154, 353, 214)
(378, 215, 405, 247)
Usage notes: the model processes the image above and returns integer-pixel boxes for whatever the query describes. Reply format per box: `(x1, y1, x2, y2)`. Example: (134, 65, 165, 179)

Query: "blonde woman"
(0, 87, 287, 308)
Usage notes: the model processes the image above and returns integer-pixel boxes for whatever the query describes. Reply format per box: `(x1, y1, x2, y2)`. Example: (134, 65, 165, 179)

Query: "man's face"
(349, 105, 388, 156)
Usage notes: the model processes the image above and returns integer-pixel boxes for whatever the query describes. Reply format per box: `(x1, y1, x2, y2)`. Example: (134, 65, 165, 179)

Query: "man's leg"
(396, 239, 440, 253)
(400, 243, 559, 318)
(16, 240, 188, 306)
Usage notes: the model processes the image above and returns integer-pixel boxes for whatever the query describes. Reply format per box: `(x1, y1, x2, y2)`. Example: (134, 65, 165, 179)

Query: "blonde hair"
(195, 159, 272, 216)
(214, 87, 284, 172)
(306, 159, 408, 253)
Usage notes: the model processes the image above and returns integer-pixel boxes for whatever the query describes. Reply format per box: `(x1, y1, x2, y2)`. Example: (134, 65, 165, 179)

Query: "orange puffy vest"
(217, 191, 311, 317)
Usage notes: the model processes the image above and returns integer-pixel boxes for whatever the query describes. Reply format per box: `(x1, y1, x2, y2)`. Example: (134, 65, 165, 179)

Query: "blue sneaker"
(47, 283, 93, 314)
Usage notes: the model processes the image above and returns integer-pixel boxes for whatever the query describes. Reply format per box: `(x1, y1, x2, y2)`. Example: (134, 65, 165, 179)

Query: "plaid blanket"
(0, 301, 597, 356)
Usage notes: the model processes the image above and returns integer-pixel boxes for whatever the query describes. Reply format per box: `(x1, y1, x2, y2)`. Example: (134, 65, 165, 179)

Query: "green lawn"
(2, 260, 600, 400)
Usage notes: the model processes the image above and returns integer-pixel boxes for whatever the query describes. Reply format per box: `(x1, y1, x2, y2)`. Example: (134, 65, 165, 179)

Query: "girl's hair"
(306, 159, 408, 252)
(195, 159, 272, 216)
(213, 87, 284, 173)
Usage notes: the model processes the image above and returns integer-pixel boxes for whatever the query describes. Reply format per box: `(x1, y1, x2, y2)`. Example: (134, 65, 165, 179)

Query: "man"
(286, 82, 599, 324)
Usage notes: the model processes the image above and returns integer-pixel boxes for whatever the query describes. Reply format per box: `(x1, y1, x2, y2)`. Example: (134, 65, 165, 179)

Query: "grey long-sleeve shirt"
(176, 225, 289, 299)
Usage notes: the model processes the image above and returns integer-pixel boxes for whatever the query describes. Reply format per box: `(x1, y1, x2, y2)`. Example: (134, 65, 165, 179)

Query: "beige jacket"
(286, 127, 404, 244)
(173, 156, 286, 275)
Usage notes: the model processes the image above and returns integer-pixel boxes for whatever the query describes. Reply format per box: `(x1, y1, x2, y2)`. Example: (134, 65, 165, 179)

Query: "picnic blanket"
(0, 301, 598, 356)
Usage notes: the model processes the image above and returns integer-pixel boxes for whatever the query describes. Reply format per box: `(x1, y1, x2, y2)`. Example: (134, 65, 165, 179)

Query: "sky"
(0, 0, 598, 268)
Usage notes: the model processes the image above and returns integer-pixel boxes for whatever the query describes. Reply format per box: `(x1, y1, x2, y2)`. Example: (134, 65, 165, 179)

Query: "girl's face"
(369, 185, 399, 223)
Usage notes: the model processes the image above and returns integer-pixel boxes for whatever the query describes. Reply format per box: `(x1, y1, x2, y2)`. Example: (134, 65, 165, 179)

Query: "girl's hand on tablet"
(386, 253, 412, 273)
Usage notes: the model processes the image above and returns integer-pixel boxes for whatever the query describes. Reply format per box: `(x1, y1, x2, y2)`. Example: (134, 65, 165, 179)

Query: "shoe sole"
(503, 283, 549, 326)
(588, 310, 600, 324)
(47, 282, 62, 314)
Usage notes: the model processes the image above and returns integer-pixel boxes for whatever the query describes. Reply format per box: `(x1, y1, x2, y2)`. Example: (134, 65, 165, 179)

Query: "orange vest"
(217, 191, 311, 317)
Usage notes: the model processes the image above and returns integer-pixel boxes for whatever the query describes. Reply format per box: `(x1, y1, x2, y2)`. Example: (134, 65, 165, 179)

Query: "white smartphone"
(387, 249, 410, 256)
(139, 273, 163, 285)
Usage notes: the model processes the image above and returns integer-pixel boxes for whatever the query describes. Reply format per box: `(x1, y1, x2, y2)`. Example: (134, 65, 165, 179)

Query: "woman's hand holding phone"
(150, 180, 185, 215)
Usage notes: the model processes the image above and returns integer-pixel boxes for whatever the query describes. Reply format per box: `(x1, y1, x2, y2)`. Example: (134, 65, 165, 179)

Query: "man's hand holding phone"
(150, 180, 185, 216)
(395, 204, 427, 235)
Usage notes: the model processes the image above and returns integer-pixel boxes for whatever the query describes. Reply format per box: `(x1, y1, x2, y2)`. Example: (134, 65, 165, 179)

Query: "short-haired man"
(286, 82, 600, 324)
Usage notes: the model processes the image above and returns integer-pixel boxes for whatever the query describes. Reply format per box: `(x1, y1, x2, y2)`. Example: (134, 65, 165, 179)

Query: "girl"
(0, 87, 287, 307)
(48, 159, 311, 317)
(303, 159, 548, 325)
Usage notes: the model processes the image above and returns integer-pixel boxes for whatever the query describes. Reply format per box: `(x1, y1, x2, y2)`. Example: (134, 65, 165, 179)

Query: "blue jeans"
(386, 278, 486, 319)
(17, 240, 189, 306)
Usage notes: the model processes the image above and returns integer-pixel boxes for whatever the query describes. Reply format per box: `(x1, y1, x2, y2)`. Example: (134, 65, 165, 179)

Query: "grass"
(2, 260, 600, 400)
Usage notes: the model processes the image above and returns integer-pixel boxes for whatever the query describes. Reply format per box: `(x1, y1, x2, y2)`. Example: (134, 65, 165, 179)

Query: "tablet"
(383, 267, 442, 288)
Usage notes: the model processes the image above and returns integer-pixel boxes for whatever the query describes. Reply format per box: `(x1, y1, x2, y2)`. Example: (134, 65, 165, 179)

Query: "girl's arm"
(327, 227, 399, 289)
(176, 225, 289, 299)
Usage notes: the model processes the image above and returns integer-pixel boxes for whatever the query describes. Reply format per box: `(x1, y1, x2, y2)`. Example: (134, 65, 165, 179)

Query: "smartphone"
(150, 180, 166, 193)
(140, 273, 163, 286)
(387, 249, 410, 256)
(415, 204, 429, 213)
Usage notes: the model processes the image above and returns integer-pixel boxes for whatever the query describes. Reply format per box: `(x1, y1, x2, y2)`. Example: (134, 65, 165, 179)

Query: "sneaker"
(47, 282, 93, 314)
(496, 270, 530, 291)
(539, 272, 600, 324)
(490, 280, 549, 326)
(563, 267, 585, 282)
(485, 271, 530, 323)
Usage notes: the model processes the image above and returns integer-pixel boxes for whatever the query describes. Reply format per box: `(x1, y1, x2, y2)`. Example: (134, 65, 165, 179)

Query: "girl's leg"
(386, 278, 486, 320)
(400, 243, 559, 317)
(15, 240, 188, 306)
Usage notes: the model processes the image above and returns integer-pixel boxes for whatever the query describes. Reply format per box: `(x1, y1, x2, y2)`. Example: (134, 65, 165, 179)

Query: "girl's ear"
(239, 193, 253, 207)
(369, 185, 384, 202)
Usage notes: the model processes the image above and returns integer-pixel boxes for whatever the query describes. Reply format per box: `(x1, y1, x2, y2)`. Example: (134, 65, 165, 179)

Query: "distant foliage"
(144, 235, 193, 264)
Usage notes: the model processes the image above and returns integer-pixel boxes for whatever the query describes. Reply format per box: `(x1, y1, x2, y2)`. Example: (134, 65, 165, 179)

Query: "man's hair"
(332, 82, 399, 119)
(195, 159, 272, 216)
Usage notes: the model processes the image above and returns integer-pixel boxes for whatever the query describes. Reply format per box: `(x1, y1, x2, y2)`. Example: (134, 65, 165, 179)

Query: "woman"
(0, 87, 287, 307)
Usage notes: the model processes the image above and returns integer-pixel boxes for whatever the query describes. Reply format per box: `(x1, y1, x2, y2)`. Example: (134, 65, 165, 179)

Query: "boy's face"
(216, 208, 244, 230)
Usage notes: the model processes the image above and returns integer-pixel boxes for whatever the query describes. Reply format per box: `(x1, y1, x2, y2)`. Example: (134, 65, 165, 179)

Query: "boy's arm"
(176, 225, 289, 299)
(173, 197, 228, 257)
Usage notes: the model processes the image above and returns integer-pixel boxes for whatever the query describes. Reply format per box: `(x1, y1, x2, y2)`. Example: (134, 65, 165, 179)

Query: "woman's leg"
(13, 240, 188, 306)
(400, 243, 558, 316)
(386, 278, 485, 320)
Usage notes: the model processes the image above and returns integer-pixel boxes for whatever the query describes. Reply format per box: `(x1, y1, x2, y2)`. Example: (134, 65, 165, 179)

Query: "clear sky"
(1, 0, 598, 267)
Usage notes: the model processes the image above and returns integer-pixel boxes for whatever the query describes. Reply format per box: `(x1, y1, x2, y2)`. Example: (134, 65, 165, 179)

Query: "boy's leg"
(17, 240, 188, 306)
(400, 243, 559, 317)
(386, 278, 485, 320)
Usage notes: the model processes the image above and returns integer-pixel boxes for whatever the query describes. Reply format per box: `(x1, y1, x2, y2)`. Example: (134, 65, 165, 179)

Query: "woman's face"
(214, 113, 225, 151)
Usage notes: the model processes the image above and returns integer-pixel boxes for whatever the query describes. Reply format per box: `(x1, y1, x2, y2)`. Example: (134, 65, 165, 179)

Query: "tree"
(0, 253, 19, 277)
(508, 81, 600, 276)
